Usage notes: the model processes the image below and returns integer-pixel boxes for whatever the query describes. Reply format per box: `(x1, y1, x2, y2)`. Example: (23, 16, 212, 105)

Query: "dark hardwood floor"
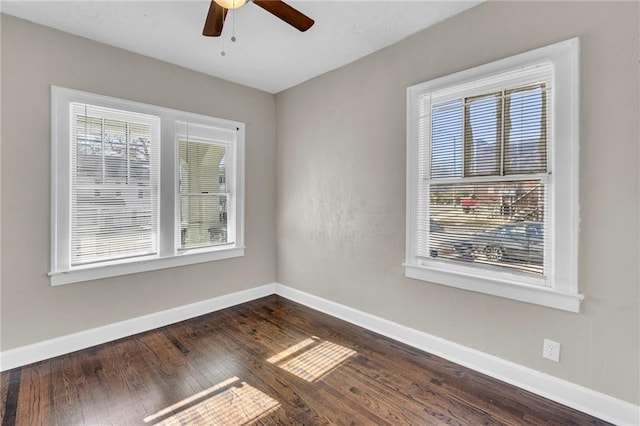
(1, 295, 608, 425)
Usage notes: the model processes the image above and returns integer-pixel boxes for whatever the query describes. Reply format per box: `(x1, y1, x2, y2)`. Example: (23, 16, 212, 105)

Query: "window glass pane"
(179, 139, 229, 250)
(505, 85, 548, 174)
(75, 115, 103, 185)
(73, 116, 153, 186)
(428, 180, 545, 275)
(431, 99, 463, 179)
(129, 122, 152, 184)
(180, 195, 229, 249)
(464, 94, 501, 177)
(103, 119, 128, 184)
(179, 141, 227, 194)
(71, 187, 155, 265)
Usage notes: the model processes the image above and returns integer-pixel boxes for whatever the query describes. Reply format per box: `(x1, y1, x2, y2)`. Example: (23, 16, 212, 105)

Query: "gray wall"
(276, 1, 639, 404)
(1, 15, 276, 349)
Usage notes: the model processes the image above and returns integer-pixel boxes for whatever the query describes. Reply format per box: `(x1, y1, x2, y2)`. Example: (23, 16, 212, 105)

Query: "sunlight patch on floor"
(144, 376, 280, 425)
(266, 337, 316, 364)
(267, 336, 357, 382)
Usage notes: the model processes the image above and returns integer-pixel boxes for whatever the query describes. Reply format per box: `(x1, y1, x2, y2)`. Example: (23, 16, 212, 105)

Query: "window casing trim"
(405, 38, 581, 312)
(51, 87, 245, 285)
(404, 264, 583, 312)
(49, 247, 246, 286)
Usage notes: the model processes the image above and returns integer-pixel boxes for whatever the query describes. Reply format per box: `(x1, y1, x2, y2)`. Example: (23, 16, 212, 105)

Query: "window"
(51, 87, 245, 285)
(69, 103, 160, 266)
(176, 121, 235, 250)
(405, 39, 582, 312)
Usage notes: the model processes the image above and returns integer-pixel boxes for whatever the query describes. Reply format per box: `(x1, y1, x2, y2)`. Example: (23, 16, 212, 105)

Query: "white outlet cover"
(543, 338, 561, 362)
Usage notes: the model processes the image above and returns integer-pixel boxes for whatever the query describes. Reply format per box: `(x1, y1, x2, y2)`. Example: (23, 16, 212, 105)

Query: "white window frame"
(405, 38, 583, 312)
(50, 87, 245, 286)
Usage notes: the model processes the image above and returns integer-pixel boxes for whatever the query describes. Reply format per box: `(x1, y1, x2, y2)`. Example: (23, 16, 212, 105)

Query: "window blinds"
(418, 67, 551, 276)
(70, 103, 160, 266)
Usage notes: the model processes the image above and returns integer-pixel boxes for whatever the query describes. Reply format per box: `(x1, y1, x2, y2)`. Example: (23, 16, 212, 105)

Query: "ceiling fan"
(203, 0, 314, 37)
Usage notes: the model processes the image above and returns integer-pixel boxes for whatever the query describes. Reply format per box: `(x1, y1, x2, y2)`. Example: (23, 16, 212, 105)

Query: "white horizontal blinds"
(463, 92, 502, 177)
(420, 67, 551, 277)
(504, 84, 548, 174)
(70, 103, 160, 266)
(429, 99, 463, 179)
(177, 121, 235, 250)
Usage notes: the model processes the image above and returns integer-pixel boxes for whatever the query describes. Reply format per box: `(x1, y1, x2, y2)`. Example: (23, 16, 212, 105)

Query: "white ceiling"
(1, 1, 480, 93)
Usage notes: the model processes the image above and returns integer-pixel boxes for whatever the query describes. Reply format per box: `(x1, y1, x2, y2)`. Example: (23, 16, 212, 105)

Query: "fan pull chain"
(231, 5, 236, 42)
(221, 5, 237, 56)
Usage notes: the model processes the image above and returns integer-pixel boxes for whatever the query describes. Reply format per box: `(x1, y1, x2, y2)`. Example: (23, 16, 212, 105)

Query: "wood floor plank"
(14, 362, 51, 426)
(0, 371, 10, 423)
(1, 369, 20, 426)
(1, 295, 611, 425)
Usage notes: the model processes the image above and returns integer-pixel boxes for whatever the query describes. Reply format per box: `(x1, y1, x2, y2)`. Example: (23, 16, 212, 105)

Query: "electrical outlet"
(542, 338, 560, 362)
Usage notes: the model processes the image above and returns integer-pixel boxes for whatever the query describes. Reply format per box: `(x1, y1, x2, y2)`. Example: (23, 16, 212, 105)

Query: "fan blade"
(253, 0, 314, 32)
(203, 1, 228, 37)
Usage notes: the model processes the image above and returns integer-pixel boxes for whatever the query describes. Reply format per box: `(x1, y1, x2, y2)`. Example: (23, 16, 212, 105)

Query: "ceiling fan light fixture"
(214, 0, 247, 10)
(203, 0, 314, 38)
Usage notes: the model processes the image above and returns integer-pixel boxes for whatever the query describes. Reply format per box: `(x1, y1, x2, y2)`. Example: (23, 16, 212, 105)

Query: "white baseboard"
(275, 283, 640, 426)
(2, 281, 637, 425)
(0, 283, 276, 372)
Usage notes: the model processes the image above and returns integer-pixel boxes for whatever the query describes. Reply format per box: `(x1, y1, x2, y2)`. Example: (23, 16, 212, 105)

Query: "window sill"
(404, 263, 583, 312)
(49, 246, 245, 286)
